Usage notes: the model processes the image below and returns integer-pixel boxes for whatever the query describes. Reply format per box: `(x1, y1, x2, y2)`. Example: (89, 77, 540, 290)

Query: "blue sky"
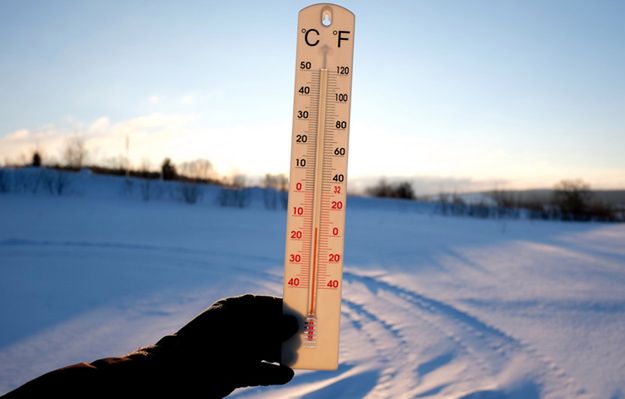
(1, 0, 624, 191)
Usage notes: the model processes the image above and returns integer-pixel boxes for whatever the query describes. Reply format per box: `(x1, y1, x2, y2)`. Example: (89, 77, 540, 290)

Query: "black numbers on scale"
(297, 110, 309, 119)
(336, 66, 350, 75)
(298, 86, 310, 94)
(333, 174, 345, 182)
(335, 120, 347, 129)
(300, 61, 312, 70)
(296, 134, 308, 143)
(335, 93, 348, 102)
(334, 147, 346, 156)
(296, 158, 307, 167)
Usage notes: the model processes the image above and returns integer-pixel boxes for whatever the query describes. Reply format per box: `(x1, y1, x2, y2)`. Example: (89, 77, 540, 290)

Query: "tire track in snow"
(1, 238, 593, 397)
(342, 279, 499, 397)
(342, 293, 505, 398)
(341, 298, 416, 397)
(343, 270, 593, 399)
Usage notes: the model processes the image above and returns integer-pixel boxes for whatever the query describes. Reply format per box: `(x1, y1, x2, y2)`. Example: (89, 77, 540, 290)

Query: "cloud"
(1, 114, 623, 189)
(0, 113, 291, 177)
(180, 95, 195, 105)
(88, 117, 111, 133)
(5, 129, 30, 140)
(145, 90, 224, 109)
(0, 114, 195, 167)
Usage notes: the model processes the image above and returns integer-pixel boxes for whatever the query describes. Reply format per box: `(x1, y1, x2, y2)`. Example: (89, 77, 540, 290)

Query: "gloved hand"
(4, 294, 299, 399)
(143, 294, 299, 397)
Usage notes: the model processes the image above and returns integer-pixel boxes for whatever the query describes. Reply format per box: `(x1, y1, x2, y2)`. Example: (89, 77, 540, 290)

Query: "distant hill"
(479, 189, 625, 207)
(421, 188, 625, 207)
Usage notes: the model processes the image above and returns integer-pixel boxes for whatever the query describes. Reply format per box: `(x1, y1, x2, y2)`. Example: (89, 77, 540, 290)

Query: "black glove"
(145, 294, 299, 397)
(4, 294, 299, 399)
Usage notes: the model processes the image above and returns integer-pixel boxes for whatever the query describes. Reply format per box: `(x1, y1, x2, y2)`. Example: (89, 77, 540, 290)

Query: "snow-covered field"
(1, 171, 624, 398)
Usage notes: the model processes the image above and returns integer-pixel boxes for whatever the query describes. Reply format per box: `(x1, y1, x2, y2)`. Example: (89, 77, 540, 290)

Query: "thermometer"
(282, 3, 355, 370)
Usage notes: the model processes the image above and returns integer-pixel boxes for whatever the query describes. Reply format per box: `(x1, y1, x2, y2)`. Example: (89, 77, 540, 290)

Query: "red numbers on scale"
(295, 182, 303, 191)
(326, 279, 339, 288)
(328, 253, 341, 262)
(288, 277, 300, 287)
(331, 201, 343, 210)
(332, 227, 339, 236)
(290, 230, 303, 239)
(289, 254, 301, 263)
(292, 207, 304, 216)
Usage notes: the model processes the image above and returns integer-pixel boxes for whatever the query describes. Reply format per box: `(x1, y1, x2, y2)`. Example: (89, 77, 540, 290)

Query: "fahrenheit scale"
(282, 3, 355, 370)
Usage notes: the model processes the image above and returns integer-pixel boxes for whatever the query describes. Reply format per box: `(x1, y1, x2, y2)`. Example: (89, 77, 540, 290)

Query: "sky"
(1, 0, 624, 193)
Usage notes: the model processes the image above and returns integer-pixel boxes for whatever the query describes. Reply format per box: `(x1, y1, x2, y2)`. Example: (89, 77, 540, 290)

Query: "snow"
(1, 170, 624, 398)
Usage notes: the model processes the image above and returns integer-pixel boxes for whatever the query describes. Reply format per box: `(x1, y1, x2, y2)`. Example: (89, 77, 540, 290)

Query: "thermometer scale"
(282, 3, 355, 370)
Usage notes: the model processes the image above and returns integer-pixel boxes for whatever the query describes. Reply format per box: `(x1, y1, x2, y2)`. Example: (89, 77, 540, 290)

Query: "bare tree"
(262, 173, 289, 210)
(14, 153, 29, 167)
(553, 179, 593, 221)
(451, 193, 467, 215)
(263, 174, 278, 210)
(490, 189, 518, 218)
(437, 192, 451, 215)
(218, 174, 251, 208)
(140, 178, 153, 201)
(178, 182, 202, 204)
(0, 169, 10, 193)
(135, 159, 150, 200)
(41, 170, 71, 195)
(63, 137, 87, 168)
(366, 179, 415, 200)
(101, 155, 128, 171)
(178, 159, 214, 180)
(277, 174, 289, 209)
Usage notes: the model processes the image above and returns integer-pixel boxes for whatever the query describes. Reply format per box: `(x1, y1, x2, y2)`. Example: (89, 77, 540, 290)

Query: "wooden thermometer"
(282, 3, 355, 370)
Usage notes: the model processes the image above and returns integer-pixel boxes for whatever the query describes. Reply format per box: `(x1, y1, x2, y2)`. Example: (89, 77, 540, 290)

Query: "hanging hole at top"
(321, 9, 332, 26)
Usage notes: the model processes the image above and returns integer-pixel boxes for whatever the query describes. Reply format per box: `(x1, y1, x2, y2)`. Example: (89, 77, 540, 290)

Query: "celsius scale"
(282, 3, 355, 370)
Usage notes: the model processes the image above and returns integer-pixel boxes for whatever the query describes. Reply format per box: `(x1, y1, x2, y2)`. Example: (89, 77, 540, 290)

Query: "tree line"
(3, 140, 623, 221)
(365, 178, 624, 222)
(1, 141, 290, 209)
